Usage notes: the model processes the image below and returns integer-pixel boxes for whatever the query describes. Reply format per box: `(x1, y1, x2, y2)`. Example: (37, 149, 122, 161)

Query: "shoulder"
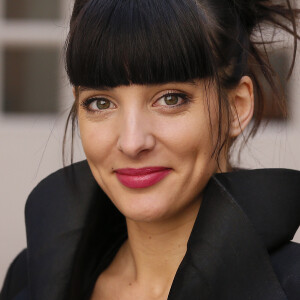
(215, 168, 300, 250)
(1, 161, 97, 300)
(270, 242, 300, 300)
(22, 161, 111, 300)
(25, 160, 96, 237)
(215, 168, 300, 298)
(25, 160, 93, 213)
(0, 249, 29, 300)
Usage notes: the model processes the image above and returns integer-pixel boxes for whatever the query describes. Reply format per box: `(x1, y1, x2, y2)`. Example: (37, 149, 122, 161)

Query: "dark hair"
(63, 0, 300, 166)
(63, 0, 299, 297)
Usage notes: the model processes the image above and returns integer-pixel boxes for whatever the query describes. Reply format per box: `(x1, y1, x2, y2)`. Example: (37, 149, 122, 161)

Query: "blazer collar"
(215, 168, 300, 251)
(25, 161, 300, 300)
(168, 176, 291, 300)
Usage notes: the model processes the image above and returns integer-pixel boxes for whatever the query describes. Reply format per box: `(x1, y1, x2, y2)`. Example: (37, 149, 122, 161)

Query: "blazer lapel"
(215, 168, 300, 251)
(168, 176, 288, 300)
(25, 163, 96, 300)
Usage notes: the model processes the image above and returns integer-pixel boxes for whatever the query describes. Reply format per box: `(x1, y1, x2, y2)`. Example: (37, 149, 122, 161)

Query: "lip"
(115, 167, 172, 189)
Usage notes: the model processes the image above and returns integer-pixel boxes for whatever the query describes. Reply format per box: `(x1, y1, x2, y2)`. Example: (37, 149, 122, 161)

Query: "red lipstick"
(115, 167, 172, 189)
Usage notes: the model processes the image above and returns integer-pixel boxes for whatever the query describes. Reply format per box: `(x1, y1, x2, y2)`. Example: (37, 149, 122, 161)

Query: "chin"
(112, 193, 173, 223)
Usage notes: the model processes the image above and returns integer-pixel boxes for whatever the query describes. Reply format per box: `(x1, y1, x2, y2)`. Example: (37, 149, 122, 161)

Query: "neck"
(119, 197, 201, 296)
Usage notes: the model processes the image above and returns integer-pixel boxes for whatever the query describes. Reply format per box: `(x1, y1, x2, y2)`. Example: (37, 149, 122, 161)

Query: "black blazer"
(1, 161, 300, 300)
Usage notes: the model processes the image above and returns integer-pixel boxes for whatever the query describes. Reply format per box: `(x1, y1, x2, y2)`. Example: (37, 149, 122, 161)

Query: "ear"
(228, 76, 254, 138)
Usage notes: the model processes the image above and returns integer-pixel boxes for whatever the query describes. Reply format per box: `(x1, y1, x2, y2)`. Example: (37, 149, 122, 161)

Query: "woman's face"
(77, 81, 228, 223)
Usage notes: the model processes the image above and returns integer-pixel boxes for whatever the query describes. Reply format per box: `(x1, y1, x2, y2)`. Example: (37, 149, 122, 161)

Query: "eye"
(153, 93, 189, 108)
(82, 97, 116, 112)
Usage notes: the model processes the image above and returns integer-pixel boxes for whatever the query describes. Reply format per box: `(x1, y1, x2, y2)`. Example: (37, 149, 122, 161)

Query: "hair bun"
(228, 0, 297, 34)
(227, 0, 259, 31)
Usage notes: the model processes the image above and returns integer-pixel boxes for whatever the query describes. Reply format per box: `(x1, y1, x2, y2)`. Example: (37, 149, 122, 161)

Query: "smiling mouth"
(114, 167, 172, 189)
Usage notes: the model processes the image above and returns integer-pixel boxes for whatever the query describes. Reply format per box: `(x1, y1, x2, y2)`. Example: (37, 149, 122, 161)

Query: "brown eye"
(153, 92, 189, 108)
(164, 95, 180, 105)
(96, 99, 111, 109)
(83, 97, 116, 112)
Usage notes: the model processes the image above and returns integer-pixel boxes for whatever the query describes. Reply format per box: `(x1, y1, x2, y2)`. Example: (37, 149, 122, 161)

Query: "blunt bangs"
(65, 0, 216, 88)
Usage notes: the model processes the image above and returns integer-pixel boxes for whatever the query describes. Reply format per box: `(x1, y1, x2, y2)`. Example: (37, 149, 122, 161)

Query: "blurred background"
(0, 0, 299, 287)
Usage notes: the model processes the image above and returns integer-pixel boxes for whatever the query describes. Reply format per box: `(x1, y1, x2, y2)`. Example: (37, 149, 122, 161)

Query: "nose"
(117, 110, 156, 158)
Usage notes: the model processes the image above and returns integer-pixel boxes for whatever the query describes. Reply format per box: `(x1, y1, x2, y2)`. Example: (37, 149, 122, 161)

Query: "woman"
(1, 0, 300, 299)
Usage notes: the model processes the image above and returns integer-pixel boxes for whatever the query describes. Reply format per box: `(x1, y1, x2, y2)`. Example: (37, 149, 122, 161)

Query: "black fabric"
(168, 178, 288, 300)
(215, 169, 300, 251)
(24, 163, 97, 300)
(1, 161, 300, 300)
(270, 242, 300, 300)
(0, 250, 28, 300)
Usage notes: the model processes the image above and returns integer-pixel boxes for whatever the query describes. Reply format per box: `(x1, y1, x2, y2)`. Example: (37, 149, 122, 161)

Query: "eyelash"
(153, 93, 191, 109)
(81, 97, 115, 112)
(80, 92, 191, 113)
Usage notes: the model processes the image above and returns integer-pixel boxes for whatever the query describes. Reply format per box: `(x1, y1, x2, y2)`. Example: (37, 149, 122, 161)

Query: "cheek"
(78, 117, 117, 168)
(154, 109, 216, 162)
